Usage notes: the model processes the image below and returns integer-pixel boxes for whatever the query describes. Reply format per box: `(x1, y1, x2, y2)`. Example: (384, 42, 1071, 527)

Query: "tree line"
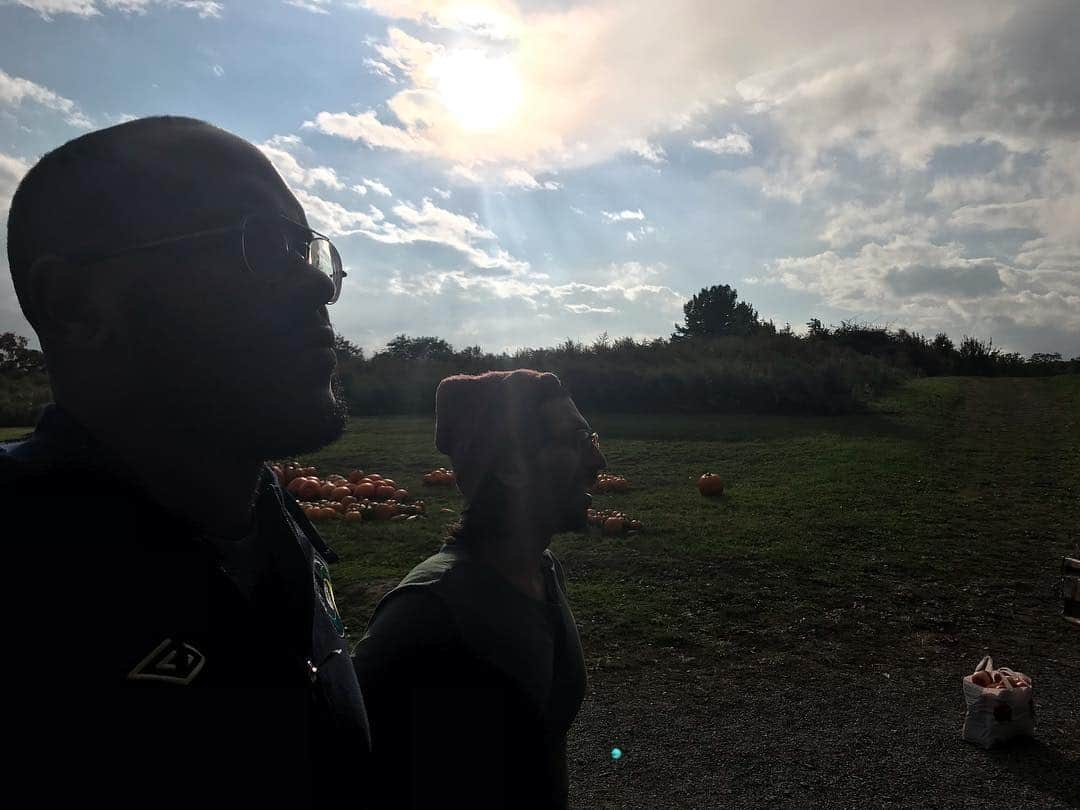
(3, 284, 1076, 424)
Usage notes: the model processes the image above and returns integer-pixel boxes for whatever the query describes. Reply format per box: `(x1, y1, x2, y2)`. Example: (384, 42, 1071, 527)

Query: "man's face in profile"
(530, 395, 606, 534)
(107, 124, 348, 459)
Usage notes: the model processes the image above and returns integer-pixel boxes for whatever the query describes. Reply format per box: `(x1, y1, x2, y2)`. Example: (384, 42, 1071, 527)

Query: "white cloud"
(294, 190, 529, 274)
(16, 0, 223, 17)
(503, 168, 560, 190)
(284, 0, 331, 13)
(449, 164, 481, 183)
(361, 177, 392, 196)
(363, 59, 397, 82)
(211, 64, 224, 77)
(359, 0, 520, 39)
(761, 235, 1080, 341)
(293, 189, 387, 236)
(0, 152, 31, 214)
(432, 186, 451, 199)
(257, 137, 344, 191)
(304, 110, 433, 154)
(370, 26, 443, 78)
(601, 208, 645, 223)
(13, 0, 99, 15)
(820, 197, 939, 249)
(625, 138, 667, 164)
(565, 303, 616, 314)
(693, 126, 753, 156)
(624, 224, 656, 242)
(0, 69, 91, 128)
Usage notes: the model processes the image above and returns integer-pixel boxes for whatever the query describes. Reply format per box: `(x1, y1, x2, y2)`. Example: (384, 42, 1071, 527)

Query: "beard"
(240, 371, 349, 460)
(138, 368, 349, 462)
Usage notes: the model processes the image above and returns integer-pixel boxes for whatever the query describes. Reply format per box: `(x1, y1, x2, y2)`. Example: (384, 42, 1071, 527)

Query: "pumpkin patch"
(586, 508, 644, 536)
(272, 462, 426, 524)
(422, 468, 456, 486)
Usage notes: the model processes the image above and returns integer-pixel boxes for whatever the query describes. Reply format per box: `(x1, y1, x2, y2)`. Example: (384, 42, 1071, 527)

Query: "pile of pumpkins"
(422, 468, 457, 486)
(272, 463, 425, 523)
(591, 473, 631, 493)
(587, 508, 643, 536)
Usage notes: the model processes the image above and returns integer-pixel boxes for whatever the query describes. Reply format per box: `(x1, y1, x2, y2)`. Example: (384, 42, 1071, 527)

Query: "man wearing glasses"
(1, 117, 366, 804)
(353, 369, 606, 809)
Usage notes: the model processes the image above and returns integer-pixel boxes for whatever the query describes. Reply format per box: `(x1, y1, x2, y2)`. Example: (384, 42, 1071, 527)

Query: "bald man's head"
(7, 116, 303, 333)
(5, 116, 347, 458)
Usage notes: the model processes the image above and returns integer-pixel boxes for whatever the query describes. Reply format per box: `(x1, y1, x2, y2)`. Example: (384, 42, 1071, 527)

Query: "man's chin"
(244, 377, 349, 459)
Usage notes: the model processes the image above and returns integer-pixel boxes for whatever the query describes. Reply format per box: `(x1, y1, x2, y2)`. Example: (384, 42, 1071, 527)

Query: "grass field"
(301, 375, 1080, 807)
(5, 377, 1078, 806)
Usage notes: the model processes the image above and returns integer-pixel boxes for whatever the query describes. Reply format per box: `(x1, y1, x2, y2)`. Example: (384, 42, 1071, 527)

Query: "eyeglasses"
(62, 212, 347, 305)
(572, 428, 601, 454)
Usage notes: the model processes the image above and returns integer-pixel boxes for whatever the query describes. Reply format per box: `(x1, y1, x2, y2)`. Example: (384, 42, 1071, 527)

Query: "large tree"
(673, 284, 762, 339)
(0, 332, 46, 375)
(381, 334, 455, 361)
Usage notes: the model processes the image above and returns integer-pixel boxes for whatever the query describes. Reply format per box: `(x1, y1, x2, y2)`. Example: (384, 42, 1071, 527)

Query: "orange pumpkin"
(298, 480, 323, 501)
(331, 486, 352, 502)
(698, 473, 724, 497)
(347, 470, 365, 484)
(355, 482, 376, 499)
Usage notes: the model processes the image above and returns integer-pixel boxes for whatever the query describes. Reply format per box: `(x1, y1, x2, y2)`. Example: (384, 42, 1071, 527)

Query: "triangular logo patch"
(127, 638, 206, 685)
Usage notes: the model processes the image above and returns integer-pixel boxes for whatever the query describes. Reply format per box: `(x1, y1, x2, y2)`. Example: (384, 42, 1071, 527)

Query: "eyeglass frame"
(570, 428, 601, 454)
(55, 212, 348, 305)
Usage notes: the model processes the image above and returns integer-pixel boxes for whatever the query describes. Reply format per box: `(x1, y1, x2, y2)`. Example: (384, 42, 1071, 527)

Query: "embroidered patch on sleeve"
(313, 554, 346, 637)
(127, 638, 206, 685)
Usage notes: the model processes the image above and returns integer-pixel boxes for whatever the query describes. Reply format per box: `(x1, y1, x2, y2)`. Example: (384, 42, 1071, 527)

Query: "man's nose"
(287, 253, 337, 307)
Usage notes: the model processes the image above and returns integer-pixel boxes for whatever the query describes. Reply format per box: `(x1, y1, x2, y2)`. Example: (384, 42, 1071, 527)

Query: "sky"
(1, 0, 1078, 357)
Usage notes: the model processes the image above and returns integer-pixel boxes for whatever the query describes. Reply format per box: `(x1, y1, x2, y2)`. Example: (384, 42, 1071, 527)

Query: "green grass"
(303, 376, 1079, 805)
(0, 426, 32, 441)
(6, 376, 1077, 803)
(293, 376, 1079, 666)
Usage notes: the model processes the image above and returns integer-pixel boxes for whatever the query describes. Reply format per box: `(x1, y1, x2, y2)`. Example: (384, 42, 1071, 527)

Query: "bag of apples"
(962, 655, 1035, 748)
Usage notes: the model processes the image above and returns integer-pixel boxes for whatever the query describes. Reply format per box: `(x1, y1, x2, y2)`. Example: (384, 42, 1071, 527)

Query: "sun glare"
(435, 49, 523, 132)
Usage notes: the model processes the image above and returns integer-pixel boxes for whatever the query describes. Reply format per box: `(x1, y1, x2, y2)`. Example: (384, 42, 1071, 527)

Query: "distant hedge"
(0, 371, 51, 426)
(338, 334, 900, 417)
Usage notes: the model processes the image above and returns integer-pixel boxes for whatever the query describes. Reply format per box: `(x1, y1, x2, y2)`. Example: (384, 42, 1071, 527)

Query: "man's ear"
(28, 255, 121, 352)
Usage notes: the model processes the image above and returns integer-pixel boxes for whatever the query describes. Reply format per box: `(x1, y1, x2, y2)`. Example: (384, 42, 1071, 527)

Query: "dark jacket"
(352, 542, 586, 809)
(0, 405, 370, 806)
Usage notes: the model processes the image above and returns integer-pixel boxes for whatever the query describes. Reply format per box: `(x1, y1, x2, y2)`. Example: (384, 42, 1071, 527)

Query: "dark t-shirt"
(0, 405, 370, 806)
(352, 542, 587, 809)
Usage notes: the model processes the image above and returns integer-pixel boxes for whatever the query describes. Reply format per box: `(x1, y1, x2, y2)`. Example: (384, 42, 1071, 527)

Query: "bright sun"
(434, 49, 523, 132)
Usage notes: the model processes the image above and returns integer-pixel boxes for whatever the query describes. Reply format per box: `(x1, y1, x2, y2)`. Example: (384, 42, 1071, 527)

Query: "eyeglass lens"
(242, 215, 343, 303)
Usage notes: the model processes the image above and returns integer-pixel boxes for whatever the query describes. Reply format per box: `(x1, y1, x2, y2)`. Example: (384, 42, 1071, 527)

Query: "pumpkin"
(698, 473, 724, 497)
(297, 479, 323, 501)
(355, 482, 376, 499)
(331, 486, 352, 502)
